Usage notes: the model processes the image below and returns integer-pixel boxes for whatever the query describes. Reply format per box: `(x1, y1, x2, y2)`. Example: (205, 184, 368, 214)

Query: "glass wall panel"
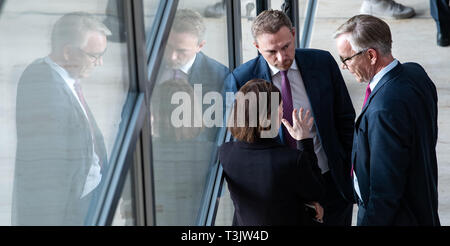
(144, 0, 230, 225)
(0, 0, 136, 225)
(214, 180, 233, 225)
(112, 170, 136, 226)
(241, 0, 258, 63)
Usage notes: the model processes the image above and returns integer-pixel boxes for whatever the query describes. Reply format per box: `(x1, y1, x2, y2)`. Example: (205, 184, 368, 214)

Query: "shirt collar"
(179, 54, 197, 74)
(44, 56, 76, 87)
(267, 59, 298, 76)
(369, 59, 399, 91)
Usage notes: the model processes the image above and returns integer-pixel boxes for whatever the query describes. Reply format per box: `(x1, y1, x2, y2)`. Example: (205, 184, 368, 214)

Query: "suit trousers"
(430, 0, 450, 35)
(321, 171, 353, 226)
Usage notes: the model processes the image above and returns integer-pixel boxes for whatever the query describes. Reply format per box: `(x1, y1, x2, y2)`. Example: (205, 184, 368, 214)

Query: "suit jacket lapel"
(295, 51, 321, 123)
(188, 52, 203, 86)
(355, 62, 403, 127)
(256, 55, 272, 82)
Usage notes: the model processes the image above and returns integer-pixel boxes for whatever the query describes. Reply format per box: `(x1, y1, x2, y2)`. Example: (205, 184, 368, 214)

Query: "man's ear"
(63, 45, 72, 61)
(253, 41, 260, 51)
(368, 48, 377, 65)
(196, 40, 206, 52)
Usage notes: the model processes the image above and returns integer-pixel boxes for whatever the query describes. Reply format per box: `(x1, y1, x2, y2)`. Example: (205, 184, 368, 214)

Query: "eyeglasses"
(339, 49, 368, 67)
(76, 47, 106, 63)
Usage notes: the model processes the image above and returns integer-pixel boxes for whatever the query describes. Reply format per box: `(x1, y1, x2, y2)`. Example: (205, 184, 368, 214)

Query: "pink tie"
(74, 81, 102, 168)
(362, 83, 372, 108)
(280, 70, 297, 149)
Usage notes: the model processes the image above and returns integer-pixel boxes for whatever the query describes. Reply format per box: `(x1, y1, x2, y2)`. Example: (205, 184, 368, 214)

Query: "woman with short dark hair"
(219, 79, 325, 226)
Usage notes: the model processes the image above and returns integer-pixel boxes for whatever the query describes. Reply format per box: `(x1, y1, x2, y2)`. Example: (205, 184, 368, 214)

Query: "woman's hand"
(281, 107, 314, 140)
(312, 202, 324, 223)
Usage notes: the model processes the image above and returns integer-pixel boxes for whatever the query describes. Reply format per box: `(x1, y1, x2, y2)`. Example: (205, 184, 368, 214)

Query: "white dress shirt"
(268, 60, 330, 174)
(353, 59, 399, 201)
(44, 56, 102, 198)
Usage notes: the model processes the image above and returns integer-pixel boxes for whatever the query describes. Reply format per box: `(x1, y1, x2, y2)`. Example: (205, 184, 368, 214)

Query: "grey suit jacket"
(13, 58, 107, 225)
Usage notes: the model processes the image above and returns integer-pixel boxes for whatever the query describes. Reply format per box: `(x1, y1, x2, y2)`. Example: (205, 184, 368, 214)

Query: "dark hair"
(252, 9, 293, 41)
(150, 78, 202, 141)
(229, 79, 281, 143)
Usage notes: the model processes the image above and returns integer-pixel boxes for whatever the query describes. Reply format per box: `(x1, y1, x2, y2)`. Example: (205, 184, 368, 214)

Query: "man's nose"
(341, 63, 348, 70)
(170, 51, 178, 61)
(276, 51, 286, 63)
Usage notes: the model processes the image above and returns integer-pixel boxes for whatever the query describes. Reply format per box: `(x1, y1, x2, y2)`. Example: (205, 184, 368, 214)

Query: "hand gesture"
(281, 108, 314, 140)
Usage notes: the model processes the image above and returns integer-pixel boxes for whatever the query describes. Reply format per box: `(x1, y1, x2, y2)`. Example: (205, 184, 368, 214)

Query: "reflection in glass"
(214, 180, 234, 226)
(13, 12, 110, 226)
(0, 0, 133, 225)
(241, 0, 258, 63)
(112, 170, 136, 226)
(147, 7, 229, 225)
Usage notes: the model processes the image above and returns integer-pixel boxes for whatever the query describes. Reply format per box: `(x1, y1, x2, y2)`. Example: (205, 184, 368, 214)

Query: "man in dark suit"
(334, 15, 440, 226)
(13, 12, 111, 225)
(225, 10, 356, 226)
(430, 0, 450, 46)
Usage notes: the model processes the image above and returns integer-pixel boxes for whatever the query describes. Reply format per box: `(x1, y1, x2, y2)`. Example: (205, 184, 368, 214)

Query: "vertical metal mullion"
(205, 0, 243, 226)
(256, 0, 269, 15)
(282, 0, 300, 48)
(129, 0, 150, 226)
(300, 0, 317, 48)
(143, 0, 179, 226)
(226, 0, 242, 70)
(146, 0, 178, 97)
(88, 0, 149, 226)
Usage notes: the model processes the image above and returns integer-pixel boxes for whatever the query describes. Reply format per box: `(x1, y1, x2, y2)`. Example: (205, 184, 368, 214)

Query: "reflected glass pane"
(112, 170, 136, 226)
(0, 0, 135, 225)
(214, 179, 234, 226)
(144, 2, 230, 225)
(241, 0, 257, 63)
(143, 0, 160, 40)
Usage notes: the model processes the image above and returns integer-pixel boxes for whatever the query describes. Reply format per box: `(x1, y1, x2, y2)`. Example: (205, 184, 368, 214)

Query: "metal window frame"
(142, 0, 179, 226)
(202, 0, 244, 226)
(85, 0, 150, 226)
(300, 0, 317, 49)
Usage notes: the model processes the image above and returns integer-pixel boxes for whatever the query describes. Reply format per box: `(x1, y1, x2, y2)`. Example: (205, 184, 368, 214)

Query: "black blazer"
(13, 58, 107, 225)
(225, 48, 356, 203)
(219, 138, 325, 225)
(352, 62, 440, 226)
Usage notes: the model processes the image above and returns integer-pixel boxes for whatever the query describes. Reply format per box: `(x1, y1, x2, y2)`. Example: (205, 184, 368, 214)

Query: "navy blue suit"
(353, 62, 440, 226)
(225, 49, 356, 225)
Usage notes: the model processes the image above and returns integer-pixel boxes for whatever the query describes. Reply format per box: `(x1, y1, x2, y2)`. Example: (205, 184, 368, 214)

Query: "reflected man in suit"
(13, 12, 111, 225)
(334, 15, 440, 226)
(225, 10, 356, 225)
(150, 9, 229, 225)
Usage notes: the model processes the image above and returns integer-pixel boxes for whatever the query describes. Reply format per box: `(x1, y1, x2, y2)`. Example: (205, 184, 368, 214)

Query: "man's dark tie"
(173, 69, 187, 80)
(73, 81, 103, 168)
(352, 83, 373, 177)
(280, 70, 297, 149)
(362, 83, 372, 108)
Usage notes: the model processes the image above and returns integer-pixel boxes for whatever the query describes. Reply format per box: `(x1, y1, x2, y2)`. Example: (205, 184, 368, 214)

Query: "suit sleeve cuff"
(297, 138, 314, 152)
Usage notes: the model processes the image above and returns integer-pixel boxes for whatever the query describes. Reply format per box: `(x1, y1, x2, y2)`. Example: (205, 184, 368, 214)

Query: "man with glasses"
(226, 10, 356, 226)
(334, 15, 440, 226)
(13, 12, 110, 225)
